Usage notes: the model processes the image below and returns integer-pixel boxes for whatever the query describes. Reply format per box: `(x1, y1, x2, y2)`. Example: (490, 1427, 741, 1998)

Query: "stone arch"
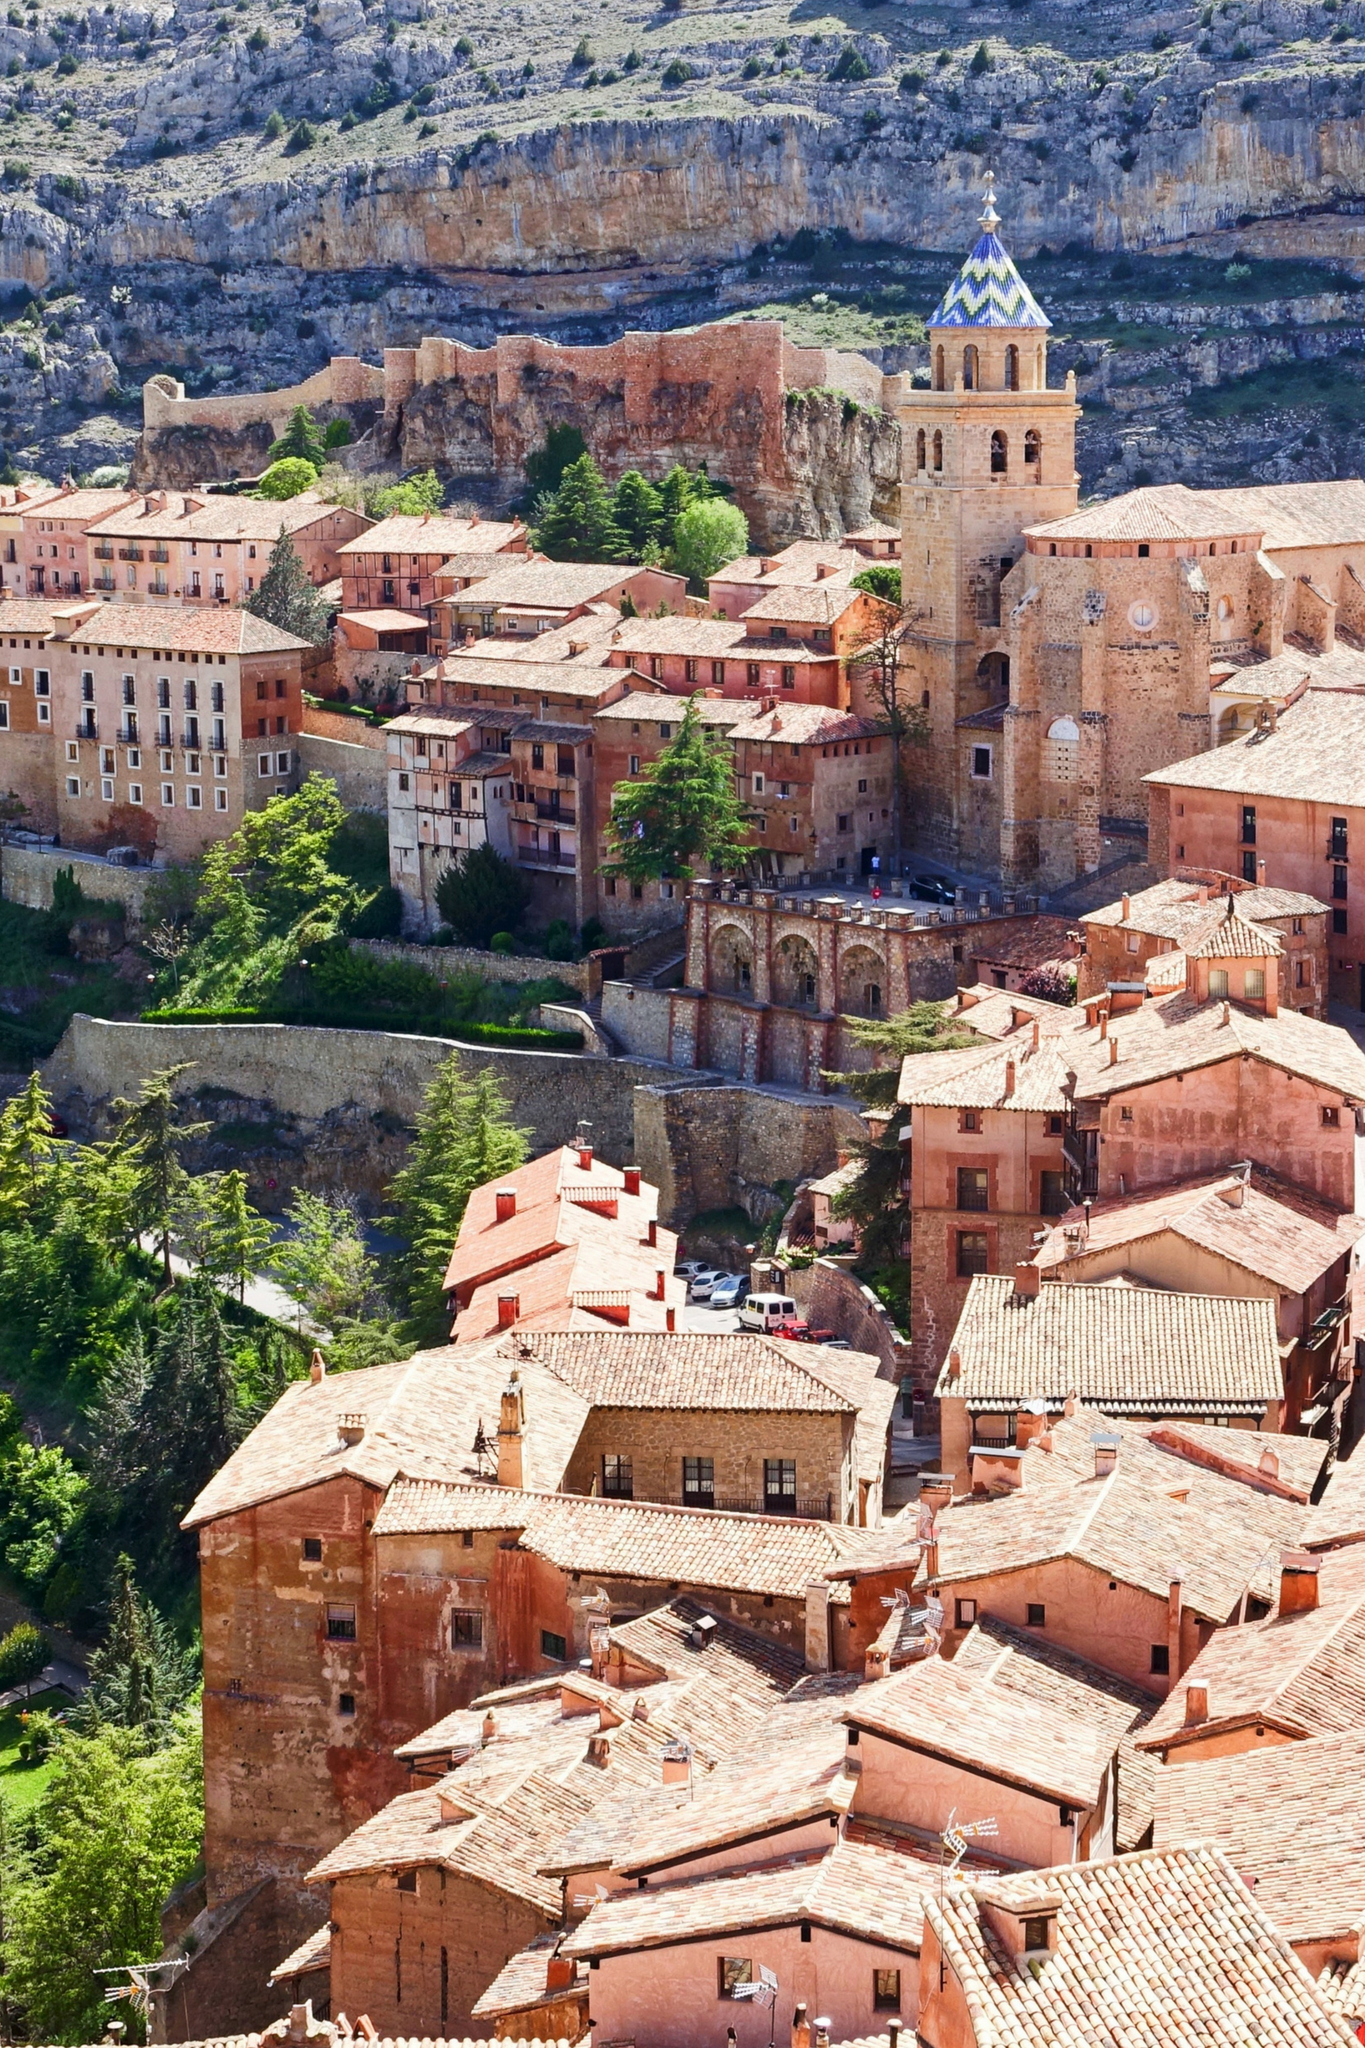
(1005, 344, 1019, 391)
(977, 651, 1009, 695)
(1025, 429, 1042, 472)
(990, 429, 1008, 474)
(932, 430, 943, 473)
(934, 345, 945, 391)
(963, 344, 979, 391)
(839, 943, 888, 1019)
(773, 931, 820, 1010)
(709, 922, 754, 997)
(1043, 715, 1080, 782)
(1215, 594, 1235, 638)
(916, 428, 927, 473)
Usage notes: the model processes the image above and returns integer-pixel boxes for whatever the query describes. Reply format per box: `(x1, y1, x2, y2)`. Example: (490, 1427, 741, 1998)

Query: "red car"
(773, 1319, 837, 1344)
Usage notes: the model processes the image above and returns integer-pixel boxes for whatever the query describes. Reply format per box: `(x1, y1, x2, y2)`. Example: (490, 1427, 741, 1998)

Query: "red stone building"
(1078, 874, 1328, 1017)
(84, 491, 368, 607)
(338, 513, 526, 615)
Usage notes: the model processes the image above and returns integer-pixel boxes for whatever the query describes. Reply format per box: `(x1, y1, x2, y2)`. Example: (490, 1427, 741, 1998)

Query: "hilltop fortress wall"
(133, 321, 904, 546)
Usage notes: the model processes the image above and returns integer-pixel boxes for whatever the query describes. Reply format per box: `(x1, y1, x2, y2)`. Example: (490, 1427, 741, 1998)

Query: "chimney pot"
(1092, 1431, 1120, 1478)
(655, 1269, 666, 1300)
(337, 1412, 366, 1446)
(1099, 1011, 1108, 1040)
(1014, 1260, 1039, 1299)
(495, 1188, 517, 1222)
(1183, 1682, 1209, 1725)
(948, 1346, 962, 1379)
(309, 1349, 327, 1384)
(1109, 1035, 1119, 1066)
(623, 1165, 641, 1196)
(1258, 1447, 1279, 1480)
(647, 1217, 657, 1247)
(546, 1954, 575, 1993)
(482, 1709, 496, 1742)
(665, 1305, 676, 1331)
(1004, 1057, 1016, 1098)
(1279, 1549, 1321, 1615)
(578, 1145, 593, 1171)
(586, 1732, 610, 1768)
(496, 1292, 520, 1329)
(1122, 892, 1131, 919)
(1257, 857, 1266, 886)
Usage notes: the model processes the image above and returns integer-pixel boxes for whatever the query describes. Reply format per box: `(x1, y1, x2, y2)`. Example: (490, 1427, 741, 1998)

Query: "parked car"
(912, 874, 957, 905)
(687, 1269, 727, 1302)
(738, 1292, 799, 1331)
(774, 1320, 837, 1344)
(708, 1273, 748, 1309)
(819, 1337, 854, 1350)
(675, 1260, 711, 1281)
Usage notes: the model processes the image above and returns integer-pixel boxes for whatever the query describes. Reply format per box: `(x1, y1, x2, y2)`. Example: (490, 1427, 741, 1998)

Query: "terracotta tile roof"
(19, 485, 141, 524)
(453, 1231, 686, 1344)
(971, 915, 1077, 972)
(729, 705, 883, 745)
(338, 514, 524, 557)
(844, 1652, 1115, 1810)
(267, 1924, 331, 1984)
(613, 1722, 855, 1877)
(306, 1768, 593, 1910)
(434, 551, 536, 586)
(1187, 910, 1283, 959)
(1154, 1726, 1365, 1945)
(86, 491, 361, 542)
(338, 607, 429, 633)
(443, 1145, 668, 1298)
(429, 655, 629, 703)
(1032, 478, 1365, 552)
(844, 521, 900, 543)
(181, 1343, 588, 1529)
(741, 583, 865, 626)
(504, 1328, 877, 1414)
(1319, 1955, 1365, 2026)
(1213, 642, 1365, 700)
(1034, 1169, 1353, 1297)
(896, 1036, 1073, 1112)
(607, 616, 751, 656)
(38, 599, 314, 655)
(449, 607, 622, 662)
(925, 1843, 1354, 2047)
(594, 691, 747, 726)
(385, 709, 480, 738)
(371, 1480, 864, 1601)
(1071, 985, 1365, 1103)
(947, 985, 1075, 1043)
(1304, 1444, 1365, 1552)
(471, 1936, 585, 2020)
(934, 1273, 1283, 1413)
(562, 1833, 938, 1960)
(0, 599, 61, 636)
(1084, 879, 1328, 937)
(1137, 1545, 1365, 1752)
(1144, 1419, 1329, 1501)
(1146, 687, 1365, 807)
(444, 561, 637, 609)
(928, 1408, 1307, 1622)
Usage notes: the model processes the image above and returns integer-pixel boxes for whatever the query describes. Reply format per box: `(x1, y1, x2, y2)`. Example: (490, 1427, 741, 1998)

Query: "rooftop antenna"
(731, 1963, 780, 2048)
(939, 1808, 999, 1904)
(471, 1418, 494, 1477)
(95, 1960, 189, 2021)
(570, 1881, 610, 1909)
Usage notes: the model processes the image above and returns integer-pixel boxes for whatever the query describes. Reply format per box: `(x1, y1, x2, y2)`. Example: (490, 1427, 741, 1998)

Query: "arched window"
(1215, 594, 1234, 636)
(1005, 345, 1019, 391)
(1024, 429, 1042, 471)
(1044, 716, 1080, 782)
(916, 428, 927, 472)
(1035, 344, 1044, 385)
(990, 430, 1008, 474)
(934, 345, 945, 391)
(963, 344, 979, 391)
(932, 430, 943, 473)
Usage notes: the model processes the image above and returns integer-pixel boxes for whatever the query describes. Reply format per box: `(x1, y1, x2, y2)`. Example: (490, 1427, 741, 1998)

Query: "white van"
(738, 1292, 798, 1332)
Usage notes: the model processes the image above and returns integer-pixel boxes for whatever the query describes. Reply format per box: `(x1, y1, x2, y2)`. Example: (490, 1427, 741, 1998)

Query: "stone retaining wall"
(352, 938, 590, 995)
(296, 732, 388, 811)
(2, 842, 156, 926)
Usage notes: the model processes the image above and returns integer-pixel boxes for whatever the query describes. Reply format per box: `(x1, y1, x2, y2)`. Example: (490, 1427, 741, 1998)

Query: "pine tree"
(107, 1065, 209, 1284)
(268, 1190, 379, 1327)
(434, 843, 531, 947)
(532, 453, 628, 562)
(389, 1053, 529, 1338)
(268, 402, 326, 469)
(74, 1557, 195, 1736)
(601, 696, 753, 884)
(610, 469, 665, 560)
(0, 1068, 58, 1228)
(244, 528, 332, 646)
(523, 422, 588, 505)
(657, 461, 709, 543)
(202, 1170, 276, 1302)
(824, 1000, 979, 1106)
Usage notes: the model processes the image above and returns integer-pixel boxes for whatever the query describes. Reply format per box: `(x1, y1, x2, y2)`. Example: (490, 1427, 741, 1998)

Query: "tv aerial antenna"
(95, 1959, 189, 2021)
(731, 1963, 780, 2048)
(939, 1808, 999, 1902)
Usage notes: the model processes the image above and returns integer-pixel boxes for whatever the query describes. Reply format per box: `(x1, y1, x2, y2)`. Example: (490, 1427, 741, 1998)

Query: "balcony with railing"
(659, 1491, 835, 1520)
(92, 543, 114, 561)
(118, 547, 144, 563)
(93, 574, 116, 591)
(516, 844, 576, 870)
(534, 800, 576, 824)
(150, 547, 169, 563)
(181, 727, 201, 749)
(116, 723, 140, 745)
(74, 718, 97, 740)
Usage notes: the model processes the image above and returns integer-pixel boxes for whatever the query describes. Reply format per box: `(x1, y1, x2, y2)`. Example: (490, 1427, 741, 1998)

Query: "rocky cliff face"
(6, 0, 1365, 487)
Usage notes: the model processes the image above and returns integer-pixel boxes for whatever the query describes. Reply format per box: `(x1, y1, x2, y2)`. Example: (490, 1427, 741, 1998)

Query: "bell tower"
(898, 180, 1080, 866)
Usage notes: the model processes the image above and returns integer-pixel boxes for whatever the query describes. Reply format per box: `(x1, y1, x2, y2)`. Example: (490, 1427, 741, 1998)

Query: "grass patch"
(1187, 351, 1365, 420)
(738, 293, 928, 349)
(0, 899, 142, 1065)
(0, 1685, 73, 1817)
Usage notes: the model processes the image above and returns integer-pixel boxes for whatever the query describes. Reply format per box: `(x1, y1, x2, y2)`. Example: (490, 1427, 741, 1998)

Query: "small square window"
(957, 1231, 989, 1278)
(326, 1604, 357, 1641)
(276, 751, 291, 775)
(65, 774, 80, 798)
(972, 745, 993, 779)
(719, 1960, 754, 2000)
(161, 784, 175, 807)
(960, 1109, 979, 1133)
(1150, 1644, 1170, 1675)
(873, 1970, 901, 2013)
(451, 1609, 483, 1648)
(1323, 1105, 1341, 1127)
(1023, 1918, 1051, 1954)
(540, 1629, 568, 1662)
(396, 1868, 417, 1893)
(186, 785, 202, 809)
(65, 740, 79, 763)
(1120, 1106, 1134, 1123)
(303, 1537, 322, 1562)
(955, 1597, 977, 1629)
(1026, 1603, 1046, 1628)
(128, 783, 142, 805)
(258, 754, 272, 778)
(338, 1692, 355, 1716)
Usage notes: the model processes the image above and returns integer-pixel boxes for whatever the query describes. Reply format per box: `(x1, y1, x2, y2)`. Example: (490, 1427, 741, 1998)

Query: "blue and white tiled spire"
(928, 179, 1051, 331)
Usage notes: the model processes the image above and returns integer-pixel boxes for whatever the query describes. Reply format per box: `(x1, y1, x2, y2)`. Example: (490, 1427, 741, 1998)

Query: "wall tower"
(898, 182, 1080, 870)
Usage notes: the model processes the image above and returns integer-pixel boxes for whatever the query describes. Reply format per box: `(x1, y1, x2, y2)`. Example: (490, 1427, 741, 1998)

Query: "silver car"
(687, 1268, 726, 1302)
(707, 1273, 748, 1309)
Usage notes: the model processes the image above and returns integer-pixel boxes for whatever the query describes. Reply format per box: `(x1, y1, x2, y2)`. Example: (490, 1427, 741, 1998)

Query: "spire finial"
(979, 173, 1000, 235)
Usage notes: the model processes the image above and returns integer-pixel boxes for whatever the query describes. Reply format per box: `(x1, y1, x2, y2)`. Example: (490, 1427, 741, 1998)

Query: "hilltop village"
(8, 188, 1365, 2048)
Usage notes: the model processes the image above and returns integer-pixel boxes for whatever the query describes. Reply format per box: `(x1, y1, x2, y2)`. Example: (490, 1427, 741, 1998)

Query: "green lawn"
(0, 1685, 72, 1817)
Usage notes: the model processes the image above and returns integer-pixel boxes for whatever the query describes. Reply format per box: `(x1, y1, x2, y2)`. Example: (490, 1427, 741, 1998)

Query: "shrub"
(851, 562, 901, 603)
(435, 844, 531, 949)
(454, 31, 472, 54)
(969, 39, 991, 72)
(54, 48, 76, 69)
(1150, 28, 1172, 47)
(348, 884, 403, 939)
(899, 68, 924, 91)
(571, 33, 592, 65)
(829, 42, 870, 79)
(254, 456, 319, 500)
(286, 118, 316, 150)
(661, 56, 693, 85)
(490, 931, 516, 954)
(0, 1620, 48, 1693)
(262, 106, 285, 137)
(246, 22, 267, 48)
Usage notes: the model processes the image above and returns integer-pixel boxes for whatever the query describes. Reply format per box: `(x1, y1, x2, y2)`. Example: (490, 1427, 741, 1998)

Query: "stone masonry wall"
(633, 1081, 865, 1229)
(2, 841, 157, 926)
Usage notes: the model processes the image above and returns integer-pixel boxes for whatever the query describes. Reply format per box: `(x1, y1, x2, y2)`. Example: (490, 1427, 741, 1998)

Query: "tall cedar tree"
(601, 695, 753, 883)
(532, 453, 629, 562)
(389, 1052, 530, 1339)
(73, 1555, 196, 1737)
(245, 527, 332, 645)
(610, 469, 665, 558)
(268, 402, 326, 469)
(203, 1168, 276, 1301)
(0, 1068, 58, 1227)
(523, 422, 588, 505)
(108, 1064, 208, 1284)
(434, 842, 531, 947)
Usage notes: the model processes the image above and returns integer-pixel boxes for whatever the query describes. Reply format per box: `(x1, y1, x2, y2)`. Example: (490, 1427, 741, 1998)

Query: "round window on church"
(1128, 599, 1158, 633)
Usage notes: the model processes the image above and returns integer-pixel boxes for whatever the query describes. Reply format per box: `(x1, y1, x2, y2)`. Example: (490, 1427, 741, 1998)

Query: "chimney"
(1109, 1035, 1119, 1066)
(815, 2021, 832, 2048)
(309, 1349, 327, 1384)
(495, 1188, 517, 1223)
(1183, 1682, 1209, 1726)
(1218, 1176, 1245, 1208)
(1167, 1573, 1184, 1691)
(1258, 1447, 1279, 1481)
(947, 1346, 962, 1379)
(496, 1292, 520, 1329)
(688, 1613, 718, 1650)
(864, 1640, 891, 1681)
(1064, 1390, 1078, 1417)
(665, 1306, 676, 1331)
(661, 1739, 691, 1786)
(623, 1165, 641, 1196)
(792, 2005, 812, 2048)
(1257, 857, 1266, 886)
(1014, 1260, 1039, 1300)
(1092, 1430, 1120, 1478)
(1122, 892, 1131, 920)
(585, 1732, 611, 1768)
(338, 1412, 366, 1446)
(887, 2027, 901, 2048)
(497, 1370, 525, 1489)
(575, 1119, 594, 1171)
(1197, 883, 1209, 904)
(546, 1954, 575, 1994)
(482, 1709, 496, 1743)
(646, 1217, 657, 1247)
(1031, 1017, 1040, 1052)
(1015, 1402, 1047, 1449)
(1279, 1549, 1321, 1616)
(655, 1269, 666, 1300)
(1004, 1058, 1016, 1098)
(918, 1472, 954, 1516)
(1099, 1011, 1109, 1040)
(1264, 954, 1279, 1018)
(805, 1578, 831, 1672)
